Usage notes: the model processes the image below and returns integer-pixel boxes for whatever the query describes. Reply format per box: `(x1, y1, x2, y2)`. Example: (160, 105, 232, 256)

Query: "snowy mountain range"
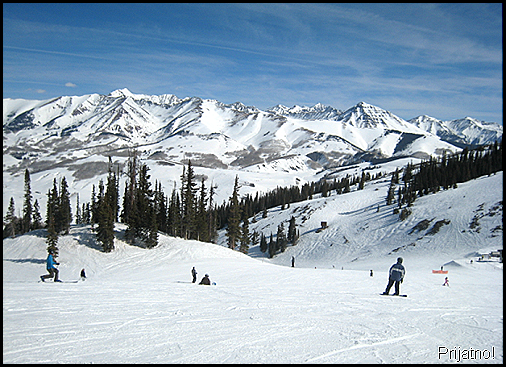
(2, 88, 502, 217)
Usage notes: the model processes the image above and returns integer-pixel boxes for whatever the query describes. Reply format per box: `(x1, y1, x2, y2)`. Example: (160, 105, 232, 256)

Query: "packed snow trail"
(3, 228, 502, 363)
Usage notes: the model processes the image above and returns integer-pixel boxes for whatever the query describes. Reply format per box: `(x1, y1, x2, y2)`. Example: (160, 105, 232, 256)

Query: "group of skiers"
(41, 253, 451, 291)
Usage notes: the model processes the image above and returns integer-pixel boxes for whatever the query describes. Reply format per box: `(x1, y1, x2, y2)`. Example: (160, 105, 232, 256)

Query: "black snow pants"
(41, 268, 59, 281)
(384, 278, 400, 295)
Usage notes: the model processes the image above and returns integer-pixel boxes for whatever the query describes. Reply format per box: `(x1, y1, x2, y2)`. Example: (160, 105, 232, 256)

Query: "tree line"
(386, 140, 502, 215)
(4, 140, 501, 257)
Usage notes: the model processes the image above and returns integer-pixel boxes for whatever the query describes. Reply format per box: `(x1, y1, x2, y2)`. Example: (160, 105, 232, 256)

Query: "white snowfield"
(3, 172, 503, 363)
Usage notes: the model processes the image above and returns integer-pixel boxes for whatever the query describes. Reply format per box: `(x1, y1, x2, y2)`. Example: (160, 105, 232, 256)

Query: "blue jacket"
(389, 262, 405, 281)
(46, 254, 58, 270)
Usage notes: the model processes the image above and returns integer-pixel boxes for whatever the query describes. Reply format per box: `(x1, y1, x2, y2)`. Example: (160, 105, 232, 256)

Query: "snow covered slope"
(3, 172, 502, 363)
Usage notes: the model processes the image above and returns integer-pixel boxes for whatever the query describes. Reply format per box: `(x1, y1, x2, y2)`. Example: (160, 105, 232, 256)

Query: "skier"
(370, 269, 374, 277)
(80, 268, 87, 281)
(442, 277, 449, 286)
(199, 274, 211, 285)
(191, 267, 197, 283)
(40, 250, 61, 282)
(382, 257, 405, 295)
(291, 256, 295, 268)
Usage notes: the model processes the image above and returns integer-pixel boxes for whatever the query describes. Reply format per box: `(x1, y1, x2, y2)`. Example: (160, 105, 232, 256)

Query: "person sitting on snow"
(199, 274, 211, 285)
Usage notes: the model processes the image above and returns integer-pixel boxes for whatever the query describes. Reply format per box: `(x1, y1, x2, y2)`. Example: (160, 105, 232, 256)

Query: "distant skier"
(370, 270, 374, 277)
(442, 277, 449, 287)
(291, 256, 295, 268)
(80, 268, 87, 281)
(382, 257, 405, 295)
(199, 274, 211, 285)
(40, 250, 61, 282)
(191, 267, 197, 283)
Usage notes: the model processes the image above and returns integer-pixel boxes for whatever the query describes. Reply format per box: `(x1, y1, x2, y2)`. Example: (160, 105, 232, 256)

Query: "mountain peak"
(109, 88, 134, 98)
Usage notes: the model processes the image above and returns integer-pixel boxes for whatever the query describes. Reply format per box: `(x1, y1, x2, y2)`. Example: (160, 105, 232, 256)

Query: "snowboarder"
(40, 250, 61, 282)
(291, 256, 295, 268)
(382, 257, 405, 295)
(191, 267, 197, 283)
(80, 268, 86, 281)
(199, 274, 211, 285)
(442, 277, 449, 286)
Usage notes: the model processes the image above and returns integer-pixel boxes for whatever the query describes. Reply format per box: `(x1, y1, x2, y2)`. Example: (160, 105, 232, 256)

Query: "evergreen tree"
(358, 171, 366, 190)
(207, 182, 218, 243)
(168, 187, 182, 238)
(268, 233, 276, 258)
(90, 184, 97, 227)
(46, 186, 59, 253)
(239, 216, 250, 254)
(58, 176, 72, 235)
(4, 197, 18, 238)
(133, 163, 158, 247)
(226, 175, 242, 250)
(46, 214, 58, 254)
(196, 178, 209, 242)
(181, 160, 198, 240)
(121, 149, 138, 226)
(76, 194, 81, 225)
(96, 179, 115, 252)
(287, 216, 297, 244)
(32, 199, 43, 230)
(106, 156, 119, 222)
(276, 222, 287, 253)
(259, 233, 268, 253)
(22, 169, 33, 234)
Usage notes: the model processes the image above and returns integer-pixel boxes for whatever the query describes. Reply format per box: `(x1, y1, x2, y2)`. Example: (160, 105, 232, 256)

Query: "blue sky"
(3, 3, 502, 123)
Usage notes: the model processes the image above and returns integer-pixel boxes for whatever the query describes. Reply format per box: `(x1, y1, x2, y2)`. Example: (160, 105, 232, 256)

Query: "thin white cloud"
(65, 82, 77, 87)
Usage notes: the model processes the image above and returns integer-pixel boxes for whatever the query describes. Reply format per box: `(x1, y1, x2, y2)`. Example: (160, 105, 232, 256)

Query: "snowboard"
(380, 293, 407, 297)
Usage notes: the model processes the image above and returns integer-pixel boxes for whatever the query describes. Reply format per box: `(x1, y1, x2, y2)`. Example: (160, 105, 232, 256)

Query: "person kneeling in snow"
(199, 274, 211, 285)
(40, 250, 61, 282)
(382, 257, 405, 295)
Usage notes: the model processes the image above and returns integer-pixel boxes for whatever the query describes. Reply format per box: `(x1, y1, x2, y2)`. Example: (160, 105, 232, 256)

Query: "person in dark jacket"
(382, 257, 405, 295)
(191, 267, 197, 283)
(80, 268, 87, 281)
(199, 274, 211, 285)
(40, 250, 61, 282)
